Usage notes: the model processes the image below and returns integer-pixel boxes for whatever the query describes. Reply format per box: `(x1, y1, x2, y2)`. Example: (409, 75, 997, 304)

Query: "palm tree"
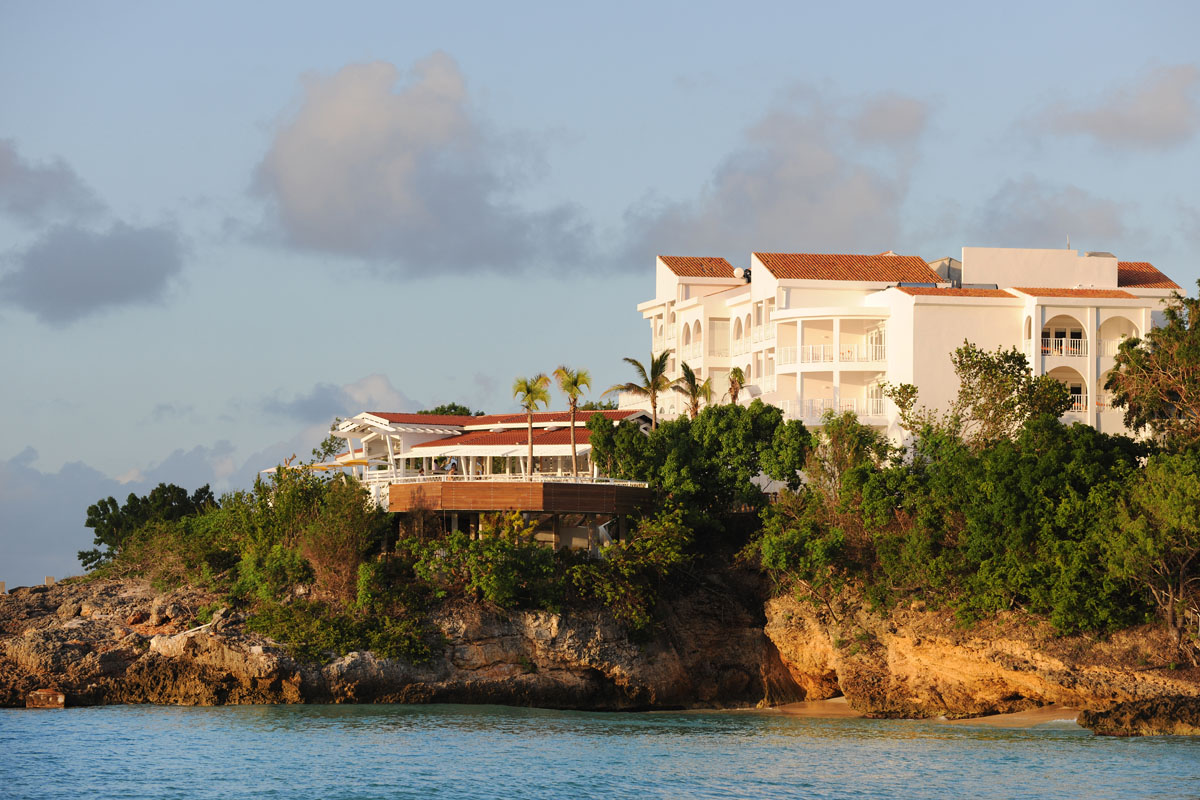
(554, 365, 592, 477)
(674, 362, 713, 419)
(604, 351, 674, 429)
(513, 374, 551, 481)
(728, 366, 746, 405)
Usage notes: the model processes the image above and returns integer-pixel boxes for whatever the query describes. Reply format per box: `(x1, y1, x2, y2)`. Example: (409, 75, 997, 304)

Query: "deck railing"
(800, 344, 834, 363)
(778, 346, 797, 366)
(1041, 337, 1088, 357)
(360, 473, 649, 488)
(839, 343, 887, 362)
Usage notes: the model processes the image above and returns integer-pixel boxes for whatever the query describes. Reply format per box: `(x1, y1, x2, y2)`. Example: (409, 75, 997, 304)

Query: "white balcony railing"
(839, 343, 887, 362)
(360, 473, 649, 488)
(805, 398, 834, 418)
(681, 343, 701, 360)
(780, 400, 801, 420)
(1040, 337, 1088, 357)
(1099, 339, 1128, 357)
(760, 375, 776, 393)
(732, 339, 749, 356)
(800, 344, 834, 363)
(1095, 392, 1114, 412)
(709, 342, 730, 357)
(1066, 394, 1088, 414)
(778, 346, 797, 366)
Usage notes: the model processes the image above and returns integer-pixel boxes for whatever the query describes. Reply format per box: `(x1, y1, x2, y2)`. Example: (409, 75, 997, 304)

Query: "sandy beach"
(773, 697, 1080, 728)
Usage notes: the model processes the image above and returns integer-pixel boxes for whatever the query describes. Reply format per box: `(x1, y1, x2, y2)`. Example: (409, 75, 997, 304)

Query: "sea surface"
(1, 703, 1198, 799)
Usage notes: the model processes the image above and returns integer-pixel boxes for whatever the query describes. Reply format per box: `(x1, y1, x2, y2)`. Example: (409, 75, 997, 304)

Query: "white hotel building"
(629, 247, 1182, 440)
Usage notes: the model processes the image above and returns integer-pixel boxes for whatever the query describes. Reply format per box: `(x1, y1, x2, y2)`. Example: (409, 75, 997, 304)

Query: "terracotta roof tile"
(464, 410, 641, 428)
(895, 287, 1015, 298)
(754, 252, 940, 283)
(659, 256, 737, 278)
(1117, 261, 1181, 289)
(1011, 288, 1139, 299)
(412, 427, 598, 449)
(368, 413, 479, 426)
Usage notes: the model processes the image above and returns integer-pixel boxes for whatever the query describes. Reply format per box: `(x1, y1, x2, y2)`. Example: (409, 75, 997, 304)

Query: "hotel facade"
(627, 247, 1181, 440)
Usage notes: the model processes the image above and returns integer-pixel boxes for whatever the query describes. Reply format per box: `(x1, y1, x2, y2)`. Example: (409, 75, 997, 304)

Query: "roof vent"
(733, 267, 752, 283)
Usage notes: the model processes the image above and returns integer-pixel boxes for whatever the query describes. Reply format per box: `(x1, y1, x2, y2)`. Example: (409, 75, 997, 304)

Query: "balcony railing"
(800, 344, 834, 363)
(681, 343, 701, 360)
(780, 400, 801, 420)
(1041, 337, 1088, 357)
(732, 339, 750, 356)
(751, 324, 776, 343)
(778, 346, 797, 366)
(1066, 394, 1088, 414)
(839, 343, 887, 362)
(805, 398, 834, 418)
(760, 375, 776, 393)
(360, 473, 649, 488)
(709, 343, 730, 357)
(1095, 393, 1114, 412)
(1099, 339, 1128, 357)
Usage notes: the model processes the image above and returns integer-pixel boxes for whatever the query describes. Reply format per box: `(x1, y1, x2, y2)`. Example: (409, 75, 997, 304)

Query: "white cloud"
(1038, 64, 1200, 149)
(620, 86, 929, 262)
(254, 53, 592, 273)
(263, 373, 421, 424)
(968, 176, 1129, 248)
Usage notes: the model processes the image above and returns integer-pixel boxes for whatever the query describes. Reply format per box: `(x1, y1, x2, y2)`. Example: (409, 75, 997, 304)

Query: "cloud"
(0, 139, 104, 225)
(254, 53, 592, 274)
(264, 373, 421, 424)
(620, 87, 930, 262)
(0, 221, 185, 326)
(0, 449, 126, 587)
(968, 176, 1129, 248)
(1038, 65, 1200, 149)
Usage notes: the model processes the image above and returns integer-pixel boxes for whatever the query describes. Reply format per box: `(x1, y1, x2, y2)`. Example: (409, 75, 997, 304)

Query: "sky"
(2, 0, 1199, 586)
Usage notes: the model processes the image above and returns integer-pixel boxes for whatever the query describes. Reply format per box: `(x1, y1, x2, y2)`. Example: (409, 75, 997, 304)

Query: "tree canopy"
(1105, 282, 1200, 451)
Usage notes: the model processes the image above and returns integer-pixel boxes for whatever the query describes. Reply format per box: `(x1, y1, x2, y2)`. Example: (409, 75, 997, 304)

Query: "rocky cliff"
(0, 574, 802, 711)
(3, 578, 1197, 735)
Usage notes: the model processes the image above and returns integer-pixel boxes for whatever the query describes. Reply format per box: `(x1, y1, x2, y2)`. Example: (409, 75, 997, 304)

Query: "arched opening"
(1047, 366, 1087, 413)
(1023, 315, 1032, 342)
(1099, 316, 1139, 356)
(1041, 314, 1088, 357)
(682, 325, 692, 346)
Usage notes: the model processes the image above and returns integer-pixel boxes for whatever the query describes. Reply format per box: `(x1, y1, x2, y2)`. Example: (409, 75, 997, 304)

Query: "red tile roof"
(464, 410, 642, 428)
(367, 413, 480, 426)
(895, 287, 1015, 298)
(1011, 288, 1138, 299)
(659, 256, 737, 278)
(754, 252, 940, 283)
(412, 427, 599, 449)
(1117, 261, 1180, 289)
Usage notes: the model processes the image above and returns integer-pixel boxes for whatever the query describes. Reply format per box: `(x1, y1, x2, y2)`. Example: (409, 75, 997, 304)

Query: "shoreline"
(770, 697, 1081, 728)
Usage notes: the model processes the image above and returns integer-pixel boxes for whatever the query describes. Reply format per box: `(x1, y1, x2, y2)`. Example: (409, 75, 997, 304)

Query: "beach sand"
(772, 698, 1080, 728)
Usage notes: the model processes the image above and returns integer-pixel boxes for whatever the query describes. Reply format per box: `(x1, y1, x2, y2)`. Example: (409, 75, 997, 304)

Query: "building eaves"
(895, 287, 1015, 298)
(1011, 288, 1139, 299)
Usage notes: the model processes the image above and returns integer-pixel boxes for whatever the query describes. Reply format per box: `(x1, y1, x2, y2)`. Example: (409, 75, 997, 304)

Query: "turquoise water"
(1, 704, 1198, 799)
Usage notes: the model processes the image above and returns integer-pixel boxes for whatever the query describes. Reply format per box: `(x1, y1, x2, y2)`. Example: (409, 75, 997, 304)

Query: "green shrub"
(247, 600, 432, 663)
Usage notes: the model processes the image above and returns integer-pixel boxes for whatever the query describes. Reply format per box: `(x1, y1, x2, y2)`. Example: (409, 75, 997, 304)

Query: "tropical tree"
(554, 365, 592, 476)
(605, 351, 674, 429)
(884, 340, 1071, 449)
(1107, 451, 1200, 653)
(727, 366, 746, 405)
(513, 374, 551, 480)
(1105, 282, 1200, 451)
(673, 362, 712, 419)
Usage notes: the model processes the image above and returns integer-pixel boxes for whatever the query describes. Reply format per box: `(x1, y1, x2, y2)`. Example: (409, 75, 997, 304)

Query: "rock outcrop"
(4, 577, 1198, 735)
(763, 594, 1200, 724)
(0, 574, 804, 710)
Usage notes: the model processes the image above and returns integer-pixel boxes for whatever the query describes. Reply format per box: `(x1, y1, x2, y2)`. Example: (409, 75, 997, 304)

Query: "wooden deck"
(388, 479, 653, 514)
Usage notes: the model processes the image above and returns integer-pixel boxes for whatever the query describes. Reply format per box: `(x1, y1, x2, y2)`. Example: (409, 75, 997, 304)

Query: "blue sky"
(2, 1, 1199, 585)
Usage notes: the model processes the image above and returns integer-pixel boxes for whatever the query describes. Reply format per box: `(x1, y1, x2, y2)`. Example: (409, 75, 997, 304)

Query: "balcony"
(1066, 394, 1088, 414)
(760, 375, 776, 393)
(800, 344, 834, 363)
(1040, 337, 1088, 357)
(778, 346, 797, 366)
(732, 339, 750, 356)
(680, 343, 702, 360)
(1099, 339, 1127, 357)
(839, 343, 887, 362)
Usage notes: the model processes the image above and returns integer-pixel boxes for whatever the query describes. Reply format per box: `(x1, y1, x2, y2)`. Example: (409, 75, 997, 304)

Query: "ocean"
(1, 704, 1197, 799)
